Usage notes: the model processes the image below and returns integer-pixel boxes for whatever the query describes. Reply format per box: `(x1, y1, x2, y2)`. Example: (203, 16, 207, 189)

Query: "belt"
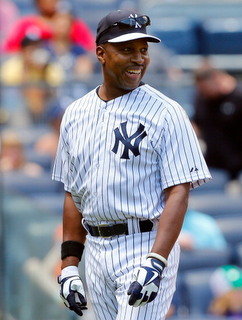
(86, 219, 154, 238)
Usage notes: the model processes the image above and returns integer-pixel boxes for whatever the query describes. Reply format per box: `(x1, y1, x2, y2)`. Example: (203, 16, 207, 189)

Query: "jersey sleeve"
(52, 112, 72, 192)
(159, 102, 211, 190)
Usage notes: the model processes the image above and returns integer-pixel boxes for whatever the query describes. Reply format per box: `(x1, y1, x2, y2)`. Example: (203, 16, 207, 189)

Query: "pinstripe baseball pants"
(84, 229, 180, 320)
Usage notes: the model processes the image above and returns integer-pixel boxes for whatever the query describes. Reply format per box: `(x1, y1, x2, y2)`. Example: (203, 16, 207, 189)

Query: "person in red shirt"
(3, 0, 95, 53)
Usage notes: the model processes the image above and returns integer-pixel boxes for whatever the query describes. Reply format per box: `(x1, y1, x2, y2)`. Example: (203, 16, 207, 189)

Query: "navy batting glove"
(58, 266, 87, 316)
(127, 257, 165, 307)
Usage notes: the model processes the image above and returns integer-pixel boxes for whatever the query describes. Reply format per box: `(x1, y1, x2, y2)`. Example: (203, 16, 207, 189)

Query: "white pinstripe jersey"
(52, 84, 211, 223)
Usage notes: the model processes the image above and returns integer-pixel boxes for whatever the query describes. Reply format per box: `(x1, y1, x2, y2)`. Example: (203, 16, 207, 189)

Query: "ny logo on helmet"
(112, 121, 147, 159)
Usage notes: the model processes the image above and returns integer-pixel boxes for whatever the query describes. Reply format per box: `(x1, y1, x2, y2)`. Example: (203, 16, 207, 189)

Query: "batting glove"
(58, 266, 87, 316)
(127, 254, 166, 307)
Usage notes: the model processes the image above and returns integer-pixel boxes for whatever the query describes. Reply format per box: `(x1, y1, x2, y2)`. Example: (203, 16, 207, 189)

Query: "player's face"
(97, 39, 150, 98)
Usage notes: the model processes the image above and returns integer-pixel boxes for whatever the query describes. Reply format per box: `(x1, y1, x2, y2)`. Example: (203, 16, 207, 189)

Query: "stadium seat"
(199, 18, 242, 54)
(144, 2, 242, 21)
(3, 191, 63, 320)
(2, 170, 62, 195)
(189, 192, 242, 218)
(151, 17, 199, 54)
(180, 268, 216, 316)
(25, 218, 60, 258)
(216, 216, 242, 246)
(236, 243, 242, 267)
(179, 249, 231, 272)
(30, 193, 64, 215)
(169, 316, 228, 320)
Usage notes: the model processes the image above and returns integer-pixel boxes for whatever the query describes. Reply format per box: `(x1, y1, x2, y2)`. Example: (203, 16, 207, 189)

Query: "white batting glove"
(127, 257, 165, 307)
(58, 266, 87, 316)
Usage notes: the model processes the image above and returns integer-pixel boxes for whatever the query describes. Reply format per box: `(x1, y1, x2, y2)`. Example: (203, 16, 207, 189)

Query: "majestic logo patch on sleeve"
(112, 121, 147, 159)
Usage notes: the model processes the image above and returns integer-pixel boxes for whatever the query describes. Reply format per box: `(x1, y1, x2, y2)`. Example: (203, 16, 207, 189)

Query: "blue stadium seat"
(179, 249, 231, 272)
(144, 2, 242, 21)
(180, 268, 216, 316)
(169, 316, 228, 320)
(236, 243, 242, 267)
(71, 0, 120, 32)
(3, 170, 62, 195)
(25, 218, 61, 258)
(151, 17, 199, 54)
(13, 0, 36, 15)
(216, 216, 242, 246)
(189, 192, 242, 218)
(200, 18, 242, 54)
(30, 193, 64, 215)
(3, 191, 63, 319)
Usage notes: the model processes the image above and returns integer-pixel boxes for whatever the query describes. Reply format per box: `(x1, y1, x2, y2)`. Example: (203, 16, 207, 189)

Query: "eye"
(141, 47, 148, 54)
(122, 47, 132, 53)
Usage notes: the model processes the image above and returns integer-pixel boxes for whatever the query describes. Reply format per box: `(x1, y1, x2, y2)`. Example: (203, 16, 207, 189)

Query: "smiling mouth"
(127, 69, 142, 75)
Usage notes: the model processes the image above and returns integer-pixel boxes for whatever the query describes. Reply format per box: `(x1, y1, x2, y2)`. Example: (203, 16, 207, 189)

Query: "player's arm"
(128, 182, 190, 307)
(61, 191, 87, 269)
(151, 182, 190, 258)
(59, 191, 88, 316)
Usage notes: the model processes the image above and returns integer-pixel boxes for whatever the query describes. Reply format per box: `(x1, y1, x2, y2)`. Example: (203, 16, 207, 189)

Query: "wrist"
(146, 252, 168, 267)
(61, 240, 85, 260)
(61, 255, 80, 269)
(61, 265, 79, 280)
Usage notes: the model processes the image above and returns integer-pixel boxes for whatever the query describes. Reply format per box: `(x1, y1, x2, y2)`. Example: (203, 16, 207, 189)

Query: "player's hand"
(58, 266, 87, 316)
(127, 257, 165, 307)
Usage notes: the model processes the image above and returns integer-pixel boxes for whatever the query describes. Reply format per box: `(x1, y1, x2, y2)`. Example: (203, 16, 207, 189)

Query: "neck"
(99, 82, 144, 101)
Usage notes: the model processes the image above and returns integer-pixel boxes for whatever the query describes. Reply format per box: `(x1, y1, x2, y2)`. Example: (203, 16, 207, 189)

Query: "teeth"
(128, 70, 141, 74)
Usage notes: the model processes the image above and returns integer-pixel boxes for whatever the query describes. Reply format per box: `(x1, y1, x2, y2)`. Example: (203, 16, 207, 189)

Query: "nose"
(131, 51, 144, 64)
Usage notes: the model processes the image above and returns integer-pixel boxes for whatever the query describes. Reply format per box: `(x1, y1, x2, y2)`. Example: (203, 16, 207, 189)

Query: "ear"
(96, 45, 106, 65)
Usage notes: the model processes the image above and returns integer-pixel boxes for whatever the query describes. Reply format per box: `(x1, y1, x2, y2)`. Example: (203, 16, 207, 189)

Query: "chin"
(123, 82, 142, 91)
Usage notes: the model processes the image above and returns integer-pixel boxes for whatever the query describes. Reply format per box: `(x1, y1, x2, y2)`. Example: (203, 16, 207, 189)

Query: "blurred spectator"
(1, 30, 64, 86)
(178, 209, 228, 251)
(22, 84, 56, 123)
(1, 29, 64, 122)
(0, 0, 20, 52)
(208, 265, 242, 317)
(2, 0, 96, 53)
(192, 62, 242, 193)
(46, 10, 94, 81)
(34, 100, 64, 159)
(0, 129, 43, 176)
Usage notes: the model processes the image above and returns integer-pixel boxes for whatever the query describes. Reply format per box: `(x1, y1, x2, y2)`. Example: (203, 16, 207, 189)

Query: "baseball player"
(52, 9, 211, 320)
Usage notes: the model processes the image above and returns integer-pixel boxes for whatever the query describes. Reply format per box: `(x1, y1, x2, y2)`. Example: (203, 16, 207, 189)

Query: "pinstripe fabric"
(52, 84, 211, 223)
(85, 231, 180, 320)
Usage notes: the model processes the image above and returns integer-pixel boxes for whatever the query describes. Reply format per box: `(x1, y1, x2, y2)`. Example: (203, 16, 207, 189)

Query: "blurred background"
(1, 0, 242, 319)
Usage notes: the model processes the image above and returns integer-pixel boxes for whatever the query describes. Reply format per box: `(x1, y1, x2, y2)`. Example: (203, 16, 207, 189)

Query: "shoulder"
(141, 84, 187, 117)
(60, 89, 97, 136)
(63, 88, 97, 115)
(141, 84, 181, 107)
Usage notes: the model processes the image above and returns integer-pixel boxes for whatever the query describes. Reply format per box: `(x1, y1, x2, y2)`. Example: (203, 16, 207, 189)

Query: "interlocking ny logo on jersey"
(112, 121, 147, 159)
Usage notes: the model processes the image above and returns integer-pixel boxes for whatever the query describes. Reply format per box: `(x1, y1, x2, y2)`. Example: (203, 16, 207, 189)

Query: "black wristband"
(61, 241, 85, 260)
